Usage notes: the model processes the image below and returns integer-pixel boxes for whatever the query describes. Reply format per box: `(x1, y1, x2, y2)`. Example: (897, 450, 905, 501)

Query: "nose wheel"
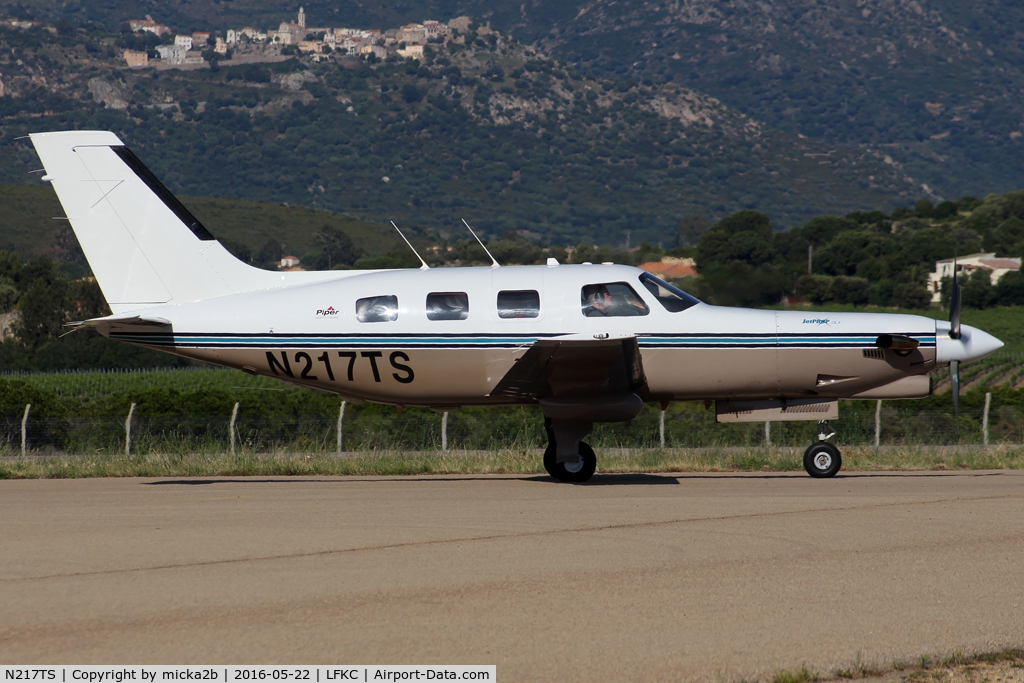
(803, 420, 841, 478)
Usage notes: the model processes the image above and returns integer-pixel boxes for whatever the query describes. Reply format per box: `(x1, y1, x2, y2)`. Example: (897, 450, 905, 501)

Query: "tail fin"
(30, 130, 335, 314)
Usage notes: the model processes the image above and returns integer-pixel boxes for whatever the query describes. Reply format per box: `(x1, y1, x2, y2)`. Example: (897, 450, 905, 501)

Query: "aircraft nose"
(964, 325, 1004, 360)
(935, 323, 1004, 363)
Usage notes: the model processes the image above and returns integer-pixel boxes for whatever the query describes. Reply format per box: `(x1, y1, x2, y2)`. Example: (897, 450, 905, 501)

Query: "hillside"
(493, 0, 1024, 203)
(0, 18, 924, 245)
(19, 0, 1024, 208)
(0, 183, 410, 268)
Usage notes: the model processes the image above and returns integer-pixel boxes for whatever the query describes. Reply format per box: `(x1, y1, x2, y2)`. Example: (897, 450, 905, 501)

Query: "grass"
(2, 444, 1023, 479)
(773, 667, 819, 683)
(761, 649, 1024, 683)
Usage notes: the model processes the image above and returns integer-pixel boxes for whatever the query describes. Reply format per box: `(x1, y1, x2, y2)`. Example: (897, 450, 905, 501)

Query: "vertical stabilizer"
(30, 130, 340, 314)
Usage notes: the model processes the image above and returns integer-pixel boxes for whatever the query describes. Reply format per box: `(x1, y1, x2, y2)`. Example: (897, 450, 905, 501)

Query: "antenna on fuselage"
(461, 218, 500, 268)
(390, 221, 430, 270)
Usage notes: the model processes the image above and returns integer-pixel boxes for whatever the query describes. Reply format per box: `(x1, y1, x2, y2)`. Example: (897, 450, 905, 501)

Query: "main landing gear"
(804, 420, 842, 478)
(543, 418, 597, 483)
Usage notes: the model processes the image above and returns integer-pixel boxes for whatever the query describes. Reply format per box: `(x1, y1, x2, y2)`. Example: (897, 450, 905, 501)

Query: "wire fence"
(2, 395, 1021, 456)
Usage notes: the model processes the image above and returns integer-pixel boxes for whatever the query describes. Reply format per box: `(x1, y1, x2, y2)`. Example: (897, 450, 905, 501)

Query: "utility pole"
(808, 245, 813, 275)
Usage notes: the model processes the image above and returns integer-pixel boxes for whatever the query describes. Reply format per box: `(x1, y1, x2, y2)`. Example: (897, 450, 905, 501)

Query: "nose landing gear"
(803, 420, 842, 478)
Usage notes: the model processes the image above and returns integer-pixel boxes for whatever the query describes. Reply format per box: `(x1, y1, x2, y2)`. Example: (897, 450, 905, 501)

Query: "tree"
(797, 215, 859, 247)
(257, 239, 283, 268)
(892, 283, 932, 310)
(401, 84, 423, 103)
(314, 225, 361, 269)
(995, 271, 1024, 305)
(815, 231, 901, 276)
(15, 272, 68, 349)
(696, 211, 775, 267)
(829, 276, 870, 305)
(676, 215, 711, 247)
(961, 267, 996, 309)
(983, 217, 1024, 256)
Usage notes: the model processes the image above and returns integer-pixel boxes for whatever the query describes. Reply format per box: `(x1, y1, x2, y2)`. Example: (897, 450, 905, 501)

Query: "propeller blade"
(949, 257, 961, 339)
(950, 359, 960, 438)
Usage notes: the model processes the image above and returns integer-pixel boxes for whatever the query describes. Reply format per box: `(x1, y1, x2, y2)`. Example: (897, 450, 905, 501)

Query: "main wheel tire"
(543, 441, 597, 483)
(803, 441, 842, 478)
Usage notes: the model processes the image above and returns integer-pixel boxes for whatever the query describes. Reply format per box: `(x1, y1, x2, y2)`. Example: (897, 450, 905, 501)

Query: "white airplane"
(29, 130, 1003, 482)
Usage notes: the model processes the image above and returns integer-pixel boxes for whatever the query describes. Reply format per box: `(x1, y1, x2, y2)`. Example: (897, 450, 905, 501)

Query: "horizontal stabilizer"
(68, 313, 172, 330)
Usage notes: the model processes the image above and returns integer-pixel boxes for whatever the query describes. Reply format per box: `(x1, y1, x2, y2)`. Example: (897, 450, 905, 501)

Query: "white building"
(156, 45, 188, 64)
(174, 35, 193, 50)
(929, 253, 1022, 301)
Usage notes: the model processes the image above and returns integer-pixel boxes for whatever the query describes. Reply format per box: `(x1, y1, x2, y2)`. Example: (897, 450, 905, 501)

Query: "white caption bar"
(1, 667, 495, 683)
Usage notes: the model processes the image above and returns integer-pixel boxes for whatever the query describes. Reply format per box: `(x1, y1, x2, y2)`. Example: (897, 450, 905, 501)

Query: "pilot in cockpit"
(583, 284, 648, 317)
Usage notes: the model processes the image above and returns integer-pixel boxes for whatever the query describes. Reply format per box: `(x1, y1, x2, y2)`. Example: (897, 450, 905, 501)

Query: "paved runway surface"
(1, 471, 1023, 680)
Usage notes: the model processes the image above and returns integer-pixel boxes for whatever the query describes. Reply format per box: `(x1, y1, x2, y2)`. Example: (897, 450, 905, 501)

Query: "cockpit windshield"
(638, 272, 701, 313)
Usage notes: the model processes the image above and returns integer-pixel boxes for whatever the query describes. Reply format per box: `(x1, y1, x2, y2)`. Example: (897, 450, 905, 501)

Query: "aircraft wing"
(490, 332, 647, 400)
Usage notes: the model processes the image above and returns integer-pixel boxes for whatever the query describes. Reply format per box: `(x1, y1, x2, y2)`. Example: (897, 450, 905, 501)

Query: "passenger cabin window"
(638, 273, 701, 313)
(356, 295, 398, 323)
(426, 292, 469, 321)
(581, 282, 650, 317)
(497, 290, 540, 319)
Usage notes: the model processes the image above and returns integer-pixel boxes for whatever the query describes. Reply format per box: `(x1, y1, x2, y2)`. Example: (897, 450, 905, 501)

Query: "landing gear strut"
(543, 418, 597, 483)
(803, 420, 842, 478)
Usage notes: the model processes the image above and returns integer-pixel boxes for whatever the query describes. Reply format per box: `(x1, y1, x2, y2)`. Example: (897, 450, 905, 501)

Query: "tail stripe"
(110, 146, 216, 241)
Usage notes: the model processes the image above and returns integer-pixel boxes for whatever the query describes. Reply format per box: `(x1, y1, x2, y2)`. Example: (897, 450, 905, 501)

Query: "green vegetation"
(2, 443, 1023, 479)
(0, 19, 920, 248)
(13, 1, 1024, 208)
(4, 366, 1024, 456)
(525, 0, 1024, 203)
(685, 193, 1024, 310)
(771, 668, 818, 683)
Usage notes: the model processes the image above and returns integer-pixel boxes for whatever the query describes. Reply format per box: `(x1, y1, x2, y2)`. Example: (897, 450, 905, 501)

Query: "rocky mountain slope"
(25, 0, 1022, 205)
(0, 20, 921, 244)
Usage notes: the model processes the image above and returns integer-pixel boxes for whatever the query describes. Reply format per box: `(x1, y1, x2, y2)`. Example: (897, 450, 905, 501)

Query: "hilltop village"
(122, 9, 471, 68)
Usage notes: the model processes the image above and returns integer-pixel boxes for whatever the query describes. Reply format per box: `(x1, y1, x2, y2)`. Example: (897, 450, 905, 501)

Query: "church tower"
(297, 7, 306, 28)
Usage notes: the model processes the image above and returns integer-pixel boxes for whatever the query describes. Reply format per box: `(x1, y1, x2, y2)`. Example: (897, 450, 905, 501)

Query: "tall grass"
(2, 445, 1022, 480)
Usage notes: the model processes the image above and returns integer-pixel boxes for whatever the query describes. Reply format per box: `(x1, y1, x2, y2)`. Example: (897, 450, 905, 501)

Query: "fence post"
(983, 392, 991, 446)
(125, 402, 136, 456)
(875, 399, 882, 448)
(442, 411, 449, 451)
(337, 400, 346, 453)
(230, 402, 240, 455)
(659, 407, 666, 448)
(764, 421, 771, 447)
(21, 403, 31, 456)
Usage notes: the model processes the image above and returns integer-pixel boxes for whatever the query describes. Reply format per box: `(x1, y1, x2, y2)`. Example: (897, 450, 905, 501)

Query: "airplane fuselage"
(95, 264, 987, 407)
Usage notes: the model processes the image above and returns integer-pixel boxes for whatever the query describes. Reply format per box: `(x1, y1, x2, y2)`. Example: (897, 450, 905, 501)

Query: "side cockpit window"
(581, 282, 650, 317)
(427, 292, 469, 321)
(638, 272, 701, 313)
(356, 295, 398, 322)
(497, 290, 540, 319)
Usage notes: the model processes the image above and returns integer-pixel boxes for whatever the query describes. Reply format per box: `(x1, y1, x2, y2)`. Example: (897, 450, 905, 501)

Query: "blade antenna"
(390, 221, 429, 270)
(462, 218, 500, 268)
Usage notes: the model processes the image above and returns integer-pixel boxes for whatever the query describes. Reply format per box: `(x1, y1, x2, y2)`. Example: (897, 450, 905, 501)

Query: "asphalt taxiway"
(1, 471, 1022, 680)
